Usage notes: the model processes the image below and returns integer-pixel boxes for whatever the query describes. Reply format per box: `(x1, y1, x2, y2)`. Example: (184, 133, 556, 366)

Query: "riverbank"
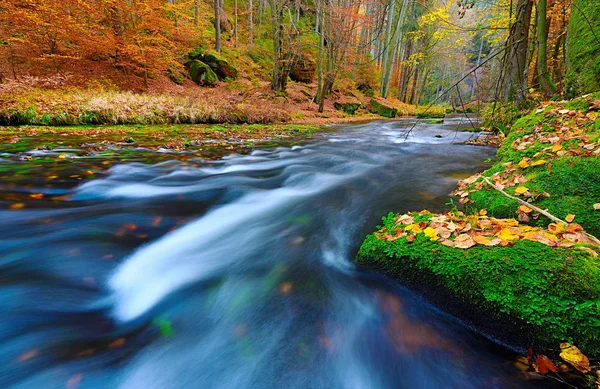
(0, 82, 449, 127)
(357, 94, 600, 380)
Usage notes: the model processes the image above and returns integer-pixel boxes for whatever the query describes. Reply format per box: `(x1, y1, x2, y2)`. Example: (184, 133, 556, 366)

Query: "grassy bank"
(357, 94, 600, 359)
(0, 88, 291, 126)
(0, 85, 454, 127)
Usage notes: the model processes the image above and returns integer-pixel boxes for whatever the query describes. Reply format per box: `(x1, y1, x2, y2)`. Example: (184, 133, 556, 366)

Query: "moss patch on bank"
(455, 94, 600, 237)
(357, 212, 600, 355)
(357, 95, 600, 359)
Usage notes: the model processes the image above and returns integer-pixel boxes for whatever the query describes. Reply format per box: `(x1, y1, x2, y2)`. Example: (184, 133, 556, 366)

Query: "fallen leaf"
(518, 205, 533, 214)
(535, 354, 558, 375)
(551, 144, 563, 152)
(577, 247, 598, 258)
(593, 203, 600, 211)
(423, 227, 438, 241)
(531, 159, 546, 167)
(565, 214, 575, 223)
(515, 186, 528, 195)
(559, 342, 590, 373)
(453, 234, 476, 249)
(496, 228, 519, 241)
(18, 349, 39, 362)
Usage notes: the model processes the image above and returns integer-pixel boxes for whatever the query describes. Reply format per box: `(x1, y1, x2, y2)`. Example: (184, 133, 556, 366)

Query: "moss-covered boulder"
(188, 60, 218, 86)
(370, 99, 397, 118)
(334, 101, 360, 115)
(566, 0, 600, 96)
(203, 53, 239, 81)
(357, 212, 600, 356)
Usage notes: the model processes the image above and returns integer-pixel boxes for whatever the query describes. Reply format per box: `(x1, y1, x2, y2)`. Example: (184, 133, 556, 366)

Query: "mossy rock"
(188, 46, 206, 61)
(370, 99, 397, 118)
(188, 60, 218, 86)
(334, 102, 360, 115)
(357, 216, 600, 356)
(364, 89, 375, 98)
(203, 53, 239, 81)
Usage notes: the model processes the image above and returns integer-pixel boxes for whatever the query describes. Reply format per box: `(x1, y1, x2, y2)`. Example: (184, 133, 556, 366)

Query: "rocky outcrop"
(334, 101, 361, 115)
(290, 54, 316, 83)
(186, 48, 239, 83)
(370, 99, 397, 118)
(202, 53, 239, 80)
(188, 60, 218, 86)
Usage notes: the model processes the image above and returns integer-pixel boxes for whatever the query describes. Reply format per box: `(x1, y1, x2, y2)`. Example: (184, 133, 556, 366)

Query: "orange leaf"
(565, 214, 575, 223)
(535, 354, 557, 375)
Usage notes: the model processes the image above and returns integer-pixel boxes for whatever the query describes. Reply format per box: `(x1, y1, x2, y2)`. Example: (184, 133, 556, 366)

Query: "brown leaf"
(593, 203, 600, 211)
(453, 234, 476, 249)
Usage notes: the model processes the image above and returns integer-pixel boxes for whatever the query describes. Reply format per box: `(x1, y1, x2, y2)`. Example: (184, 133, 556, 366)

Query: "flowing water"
(0, 118, 550, 388)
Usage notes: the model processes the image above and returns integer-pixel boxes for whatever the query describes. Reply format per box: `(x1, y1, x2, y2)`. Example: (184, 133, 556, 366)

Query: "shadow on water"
(0, 119, 559, 388)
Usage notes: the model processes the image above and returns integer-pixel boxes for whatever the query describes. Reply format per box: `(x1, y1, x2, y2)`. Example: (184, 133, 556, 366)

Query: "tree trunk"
(234, 0, 238, 47)
(379, 0, 396, 96)
(214, 0, 221, 52)
(536, 0, 556, 96)
(248, 0, 253, 44)
(194, 0, 200, 26)
(503, 0, 533, 108)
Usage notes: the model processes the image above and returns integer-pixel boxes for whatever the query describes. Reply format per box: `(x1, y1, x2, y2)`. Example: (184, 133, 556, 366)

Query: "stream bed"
(0, 118, 555, 388)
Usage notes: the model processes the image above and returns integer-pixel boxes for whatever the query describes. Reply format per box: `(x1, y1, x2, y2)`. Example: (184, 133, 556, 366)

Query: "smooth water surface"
(0, 118, 546, 388)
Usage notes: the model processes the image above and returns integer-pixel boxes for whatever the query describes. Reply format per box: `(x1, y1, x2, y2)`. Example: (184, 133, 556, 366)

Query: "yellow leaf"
(518, 205, 533, 214)
(496, 228, 519, 241)
(531, 159, 546, 166)
(58, 154, 67, 159)
(479, 209, 487, 216)
(423, 227, 438, 241)
(9, 203, 25, 210)
(518, 159, 530, 168)
(565, 214, 575, 223)
(559, 343, 590, 373)
(593, 203, 600, 211)
(404, 224, 423, 234)
(551, 144, 563, 153)
(515, 186, 528, 195)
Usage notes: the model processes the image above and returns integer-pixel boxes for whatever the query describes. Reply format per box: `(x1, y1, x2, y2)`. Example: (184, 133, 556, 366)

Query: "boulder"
(203, 53, 239, 80)
(334, 101, 361, 115)
(370, 99, 397, 118)
(188, 60, 218, 86)
(290, 54, 316, 83)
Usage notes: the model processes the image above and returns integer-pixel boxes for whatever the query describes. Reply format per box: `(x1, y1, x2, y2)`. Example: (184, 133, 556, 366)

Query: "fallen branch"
(481, 176, 600, 246)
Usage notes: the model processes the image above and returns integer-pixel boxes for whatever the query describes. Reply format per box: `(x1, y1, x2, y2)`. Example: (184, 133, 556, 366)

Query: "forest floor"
(358, 93, 600, 387)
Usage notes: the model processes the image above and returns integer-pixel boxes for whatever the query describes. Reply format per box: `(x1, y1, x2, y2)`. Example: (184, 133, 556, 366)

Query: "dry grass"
(0, 86, 290, 126)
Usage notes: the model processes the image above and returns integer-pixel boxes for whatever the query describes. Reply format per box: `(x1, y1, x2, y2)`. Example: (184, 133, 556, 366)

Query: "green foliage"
(481, 102, 522, 134)
(415, 105, 445, 119)
(566, 0, 600, 96)
(358, 214, 600, 355)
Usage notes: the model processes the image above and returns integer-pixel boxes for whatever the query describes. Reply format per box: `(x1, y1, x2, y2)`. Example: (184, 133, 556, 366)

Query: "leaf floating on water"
(559, 342, 590, 373)
(9, 203, 25, 210)
(17, 349, 39, 362)
(66, 374, 83, 389)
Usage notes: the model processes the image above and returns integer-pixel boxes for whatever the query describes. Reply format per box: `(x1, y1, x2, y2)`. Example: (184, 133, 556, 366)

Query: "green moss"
(468, 157, 600, 237)
(566, 0, 600, 96)
(357, 214, 600, 355)
(333, 102, 360, 115)
(370, 99, 397, 118)
(188, 60, 219, 86)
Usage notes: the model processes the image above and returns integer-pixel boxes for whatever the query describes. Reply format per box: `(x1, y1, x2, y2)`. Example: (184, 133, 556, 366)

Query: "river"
(0, 118, 553, 388)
